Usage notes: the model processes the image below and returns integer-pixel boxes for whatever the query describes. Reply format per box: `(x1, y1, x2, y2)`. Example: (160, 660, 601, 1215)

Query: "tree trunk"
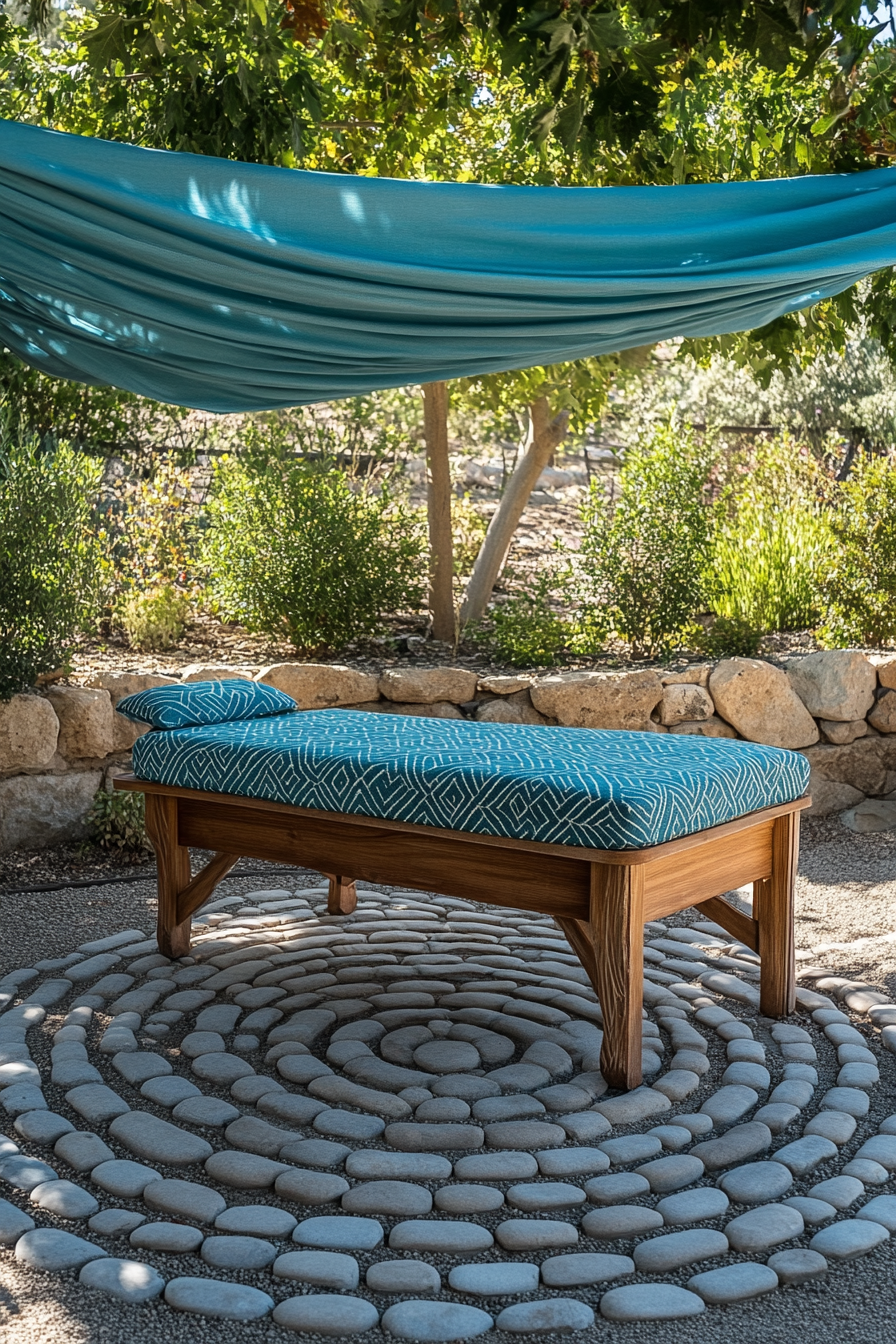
(422, 381, 455, 643)
(459, 395, 569, 627)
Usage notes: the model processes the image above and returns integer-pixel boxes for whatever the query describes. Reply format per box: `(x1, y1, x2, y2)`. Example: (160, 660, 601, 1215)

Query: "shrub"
(203, 457, 426, 653)
(577, 424, 719, 658)
(86, 787, 149, 854)
(482, 571, 573, 667)
(452, 493, 489, 580)
(120, 584, 191, 650)
(819, 452, 896, 646)
(0, 432, 102, 700)
(693, 615, 763, 659)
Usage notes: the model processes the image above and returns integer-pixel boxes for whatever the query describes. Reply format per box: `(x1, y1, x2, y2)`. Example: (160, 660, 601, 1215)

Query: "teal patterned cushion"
(117, 679, 297, 729)
(132, 709, 809, 851)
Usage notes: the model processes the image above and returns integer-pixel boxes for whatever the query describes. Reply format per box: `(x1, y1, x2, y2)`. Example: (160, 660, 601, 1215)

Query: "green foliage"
(120, 584, 190, 651)
(104, 455, 201, 596)
(86, 786, 149, 854)
(577, 425, 719, 658)
(481, 570, 573, 668)
(203, 456, 426, 653)
(0, 429, 102, 700)
(693, 616, 763, 660)
(451, 494, 489, 579)
(819, 452, 896, 647)
(711, 496, 828, 634)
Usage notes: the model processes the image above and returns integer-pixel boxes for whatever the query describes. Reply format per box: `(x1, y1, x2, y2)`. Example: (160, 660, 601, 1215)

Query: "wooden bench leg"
(326, 874, 358, 915)
(593, 862, 644, 1091)
(756, 811, 798, 1017)
(145, 794, 192, 959)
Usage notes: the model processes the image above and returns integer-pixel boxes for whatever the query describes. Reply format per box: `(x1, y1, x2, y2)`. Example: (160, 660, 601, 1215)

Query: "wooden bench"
(114, 774, 808, 1092)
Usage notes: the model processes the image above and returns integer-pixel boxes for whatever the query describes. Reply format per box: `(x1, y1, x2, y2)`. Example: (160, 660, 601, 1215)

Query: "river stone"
(310, 1076, 411, 1119)
(314, 1110, 385, 1142)
(772, 1135, 839, 1175)
(140, 1076, 201, 1108)
(633, 1228, 729, 1273)
(380, 1301, 493, 1342)
(367, 1259, 441, 1293)
(201, 1235, 277, 1269)
(688, 1261, 779, 1303)
(506, 1182, 586, 1212)
(258, 1092, 329, 1126)
(595, 1088, 671, 1125)
(390, 1220, 494, 1253)
(700, 1085, 759, 1127)
(130, 1222, 205, 1253)
(213, 1205, 298, 1238)
(856, 1195, 896, 1232)
(657, 1187, 730, 1225)
(275, 1169, 350, 1205)
(0, 1198, 35, 1244)
(808, 1175, 865, 1209)
(180, 1031, 227, 1058)
(719, 1161, 794, 1204)
(90, 1159, 162, 1199)
(15, 1227, 107, 1272)
(196, 1004, 243, 1033)
(65, 1084, 130, 1124)
(600, 1135, 662, 1165)
(192, 1053, 256, 1085)
(273, 1294, 379, 1337)
(295, 1216, 384, 1250)
(384, 1122, 484, 1151)
(584, 1173, 650, 1205)
(1, 1084, 47, 1117)
(79, 1256, 166, 1302)
(810, 1219, 890, 1260)
(690, 1123, 773, 1172)
(599, 1284, 705, 1321)
(842, 1158, 890, 1184)
(540, 1252, 634, 1286)
(767, 1247, 828, 1284)
(30, 1179, 99, 1219)
(495, 1299, 596, 1333)
(144, 1178, 227, 1223)
(274, 1249, 360, 1288)
(453, 1152, 538, 1182)
(1, 1155, 57, 1191)
(784, 1196, 837, 1225)
(280, 1139, 351, 1170)
(435, 1185, 505, 1213)
(537, 1147, 610, 1178)
(414, 1040, 480, 1073)
(483, 1121, 564, 1150)
(204, 1151, 289, 1188)
(112, 1052, 172, 1084)
(88, 1209, 147, 1236)
(14, 1111, 75, 1146)
(108, 1111, 213, 1166)
(636, 1154, 704, 1193)
(853, 1135, 896, 1169)
(342, 1180, 432, 1217)
(819, 1087, 870, 1118)
(345, 1151, 451, 1180)
(173, 1097, 241, 1127)
(164, 1277, 274, 1320)
(725, 1203, 804, 1252)
(448, 1262, 539, 1296)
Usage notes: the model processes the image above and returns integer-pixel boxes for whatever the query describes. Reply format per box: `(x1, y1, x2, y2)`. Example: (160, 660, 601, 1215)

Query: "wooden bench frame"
(115, 774, 809, 1091)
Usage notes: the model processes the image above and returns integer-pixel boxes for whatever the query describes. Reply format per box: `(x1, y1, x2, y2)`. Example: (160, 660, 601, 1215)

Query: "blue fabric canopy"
(3, 117, 896, 412)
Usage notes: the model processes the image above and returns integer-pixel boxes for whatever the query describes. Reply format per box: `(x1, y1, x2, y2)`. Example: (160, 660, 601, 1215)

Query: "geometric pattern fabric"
(117, 679, 297, 730)
(132, 708, 810, 851)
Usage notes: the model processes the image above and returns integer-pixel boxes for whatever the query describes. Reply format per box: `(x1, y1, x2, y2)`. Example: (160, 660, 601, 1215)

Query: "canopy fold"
(2, 119, 896, 411)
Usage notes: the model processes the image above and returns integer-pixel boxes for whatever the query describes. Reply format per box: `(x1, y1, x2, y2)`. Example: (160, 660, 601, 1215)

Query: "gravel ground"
(2, 819, 896, 1344)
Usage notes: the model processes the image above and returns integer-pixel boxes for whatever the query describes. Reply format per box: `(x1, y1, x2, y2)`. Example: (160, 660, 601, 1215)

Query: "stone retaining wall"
(2, 650, 894, 852)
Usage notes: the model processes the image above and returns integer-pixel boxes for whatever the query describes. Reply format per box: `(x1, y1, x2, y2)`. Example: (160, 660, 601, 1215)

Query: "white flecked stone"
(79, 1256, 165, 1302)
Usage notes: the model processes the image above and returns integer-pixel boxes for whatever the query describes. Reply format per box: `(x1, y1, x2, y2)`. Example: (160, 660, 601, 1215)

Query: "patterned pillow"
(117, 679, 297, 729)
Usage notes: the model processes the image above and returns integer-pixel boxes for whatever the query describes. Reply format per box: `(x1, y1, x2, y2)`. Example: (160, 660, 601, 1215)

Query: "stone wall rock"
(818, 719, 868, 746)
(873, 655, 896, 690)
(709, 659, 819, 749)
(786, 651, 877, 722)
(660, 684, 714, 726)
(181, 665, 258, 683)
(661, 665, 711, 688)
(85, 672, 177, 751)
(379, 668, 478, 705)
(0, 694, 59, 774)
(477, 675, 534, 696)
(530, 669, 663, 730)
(46, 687, 114, 761)
(475, 693, 548, 726)
(257, 663, 379, 709)
(805, 777, 866, 818)
(668, 716, 738, 740)
(802, 738, 896, 797)
(0, 770, 102, 850)
(376, 700, 464, 719)
(868, 689, 896, 734)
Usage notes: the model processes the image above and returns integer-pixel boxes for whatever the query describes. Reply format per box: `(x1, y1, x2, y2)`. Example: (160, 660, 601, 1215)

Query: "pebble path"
(1, 882, 896, 1333)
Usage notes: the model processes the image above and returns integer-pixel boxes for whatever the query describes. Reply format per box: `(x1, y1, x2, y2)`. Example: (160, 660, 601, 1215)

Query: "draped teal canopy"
(3, 117, 896, 412)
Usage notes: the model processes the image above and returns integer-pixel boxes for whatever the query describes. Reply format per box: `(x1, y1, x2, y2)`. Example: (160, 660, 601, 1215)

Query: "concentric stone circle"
(1, 879, 896, 1335)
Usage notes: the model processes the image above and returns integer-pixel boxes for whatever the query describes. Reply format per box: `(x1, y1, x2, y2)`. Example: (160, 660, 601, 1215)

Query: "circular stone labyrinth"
(2, 883, 896, 1337)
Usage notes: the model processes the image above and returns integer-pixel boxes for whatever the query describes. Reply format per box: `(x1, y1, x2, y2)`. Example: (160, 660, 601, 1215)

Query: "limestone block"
(85, 672, 178, 706)
(869, 690, 896, 734)
(112, 715, 152, 752)
(801, 740, 891, 797)
(661, 665, 712, 688)
(377, 701, 464, 720)
(46, 687, 114, 761)
(842, 799, 896, 834)
(709, 659, 818, 749)
(379, 668, 478, 705)
(476, 693, 547, 726)
(477, 675, 534, 696)
(668, 716, 738, 740)
(660, 684, 714, 726)
(873, 654, 896, 690)
(0, 694, 59, 773)
(805, 777, 865, 818)
(180, 665, 258, 682)
(786, 651, 877, 722)
(257, 663, 379, 710)
(819, 720, 868, 746)
(530, 670, 663, 731)
(0, 771, 102, 852)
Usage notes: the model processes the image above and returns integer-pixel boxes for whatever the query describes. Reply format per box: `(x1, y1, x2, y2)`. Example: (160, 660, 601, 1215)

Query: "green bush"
(203, 457, 426, 654)
(87, 787, 150, 854)
(482, 571, 573, 667)
(819, 452, 896, 646)
(577, 424, 719, 658)
(0, 432, 102, 701)
(693, 615, 763, 659)
(120, 584, 191, 650)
